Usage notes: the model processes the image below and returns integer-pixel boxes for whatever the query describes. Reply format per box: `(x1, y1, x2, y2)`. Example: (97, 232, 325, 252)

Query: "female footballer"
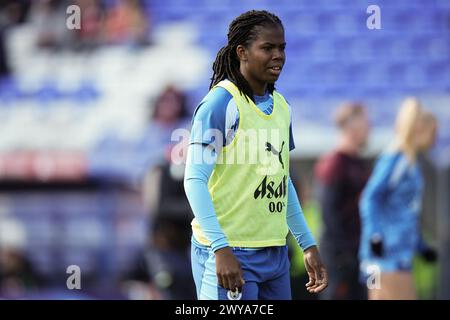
(359, 98, 438, 299)
(184, 10, 328, 300)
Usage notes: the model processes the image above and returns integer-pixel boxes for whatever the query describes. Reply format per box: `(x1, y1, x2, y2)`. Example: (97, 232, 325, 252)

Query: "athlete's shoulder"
(377, 145, 403, 165)
(372, 147, 406, 186)
(204, 86, 234, 108)
(273, 89, 290, 106)
(190, 86, 238, 147)
(193, 87, 234, 119)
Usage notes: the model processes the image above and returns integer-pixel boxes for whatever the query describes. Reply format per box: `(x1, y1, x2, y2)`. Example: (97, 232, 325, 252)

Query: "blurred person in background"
(123, 141, 196, 300)
(139, 85, 191, 169)
(103, 0, 150, 47)
(0, 28, 10, 77)
(28, 0, 68, 50)
(149, 85, 191, 134)
(121, 87, 195, 299)
(72, 0, 103, 51)
(0, 218, 42, 299)
(314, 102, 370, 300)
(0, 0, 31, 27)
(145, 141, 196, 300)
(88, 85, 190, 184)
(148, 142, 193, 256)
(359, 98, 438, 300)
(0, 0, 31, 75)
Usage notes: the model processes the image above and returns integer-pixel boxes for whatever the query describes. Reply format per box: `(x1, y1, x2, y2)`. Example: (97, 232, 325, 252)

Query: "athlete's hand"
(370, 234, 384, 257)
(304, 246, 328, 294)
(215, 247, 245, 291)
(421, 247, 438, 263)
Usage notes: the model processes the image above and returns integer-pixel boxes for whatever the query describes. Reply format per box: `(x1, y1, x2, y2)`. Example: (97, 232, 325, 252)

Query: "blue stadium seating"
(146, 0, 449, 103)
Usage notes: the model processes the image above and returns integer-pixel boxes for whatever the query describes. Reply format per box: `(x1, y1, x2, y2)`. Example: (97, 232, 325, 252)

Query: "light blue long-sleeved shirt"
(359, 149, 424, 262)
(184, 86, 316, 252)
(184, 143, 316, 252)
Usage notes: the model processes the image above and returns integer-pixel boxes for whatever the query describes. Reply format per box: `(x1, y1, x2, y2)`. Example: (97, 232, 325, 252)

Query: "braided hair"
(209, 10, 284, 102)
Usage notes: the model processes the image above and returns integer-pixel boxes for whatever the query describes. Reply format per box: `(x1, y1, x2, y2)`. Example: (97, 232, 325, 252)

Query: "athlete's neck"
(337, 135, 361, 156)
(239, 67, 267, 96)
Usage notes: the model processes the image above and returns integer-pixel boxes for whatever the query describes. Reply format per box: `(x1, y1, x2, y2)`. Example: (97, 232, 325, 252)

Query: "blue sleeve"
(286, 101, 295, 151)
(286, 177, 316, 251)
(289, 122, 295, 151)
(190, 87, 232, 151)
(359, 153, 398, 238)
(183, 143, 229, 252)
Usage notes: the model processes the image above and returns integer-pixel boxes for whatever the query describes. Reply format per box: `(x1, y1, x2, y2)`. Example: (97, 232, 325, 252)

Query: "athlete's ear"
(236, 45, 248, 62)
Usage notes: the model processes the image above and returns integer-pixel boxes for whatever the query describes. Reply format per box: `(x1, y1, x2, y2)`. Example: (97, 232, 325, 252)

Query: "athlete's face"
(416, 120, 437, 151)
(352, 112, 370, 149)
(343, 112, 370, 150)
(237, 25, 286, 94)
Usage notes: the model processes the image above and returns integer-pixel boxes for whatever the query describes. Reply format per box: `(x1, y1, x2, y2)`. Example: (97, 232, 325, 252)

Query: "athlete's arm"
(303, 245, 328, 293)
(417, 234, 438, 262)
(360, 153, 398, 255)
(184, 143, 245, 291)
(286, 177, 316, 250)
(184, 87, 232, 252)
(286, 105, 315, 250)
(184, 143, 228, 251)
(287, 177, 328, 293)
(287, 104, 326, 293)
(184, 87, 245, 291)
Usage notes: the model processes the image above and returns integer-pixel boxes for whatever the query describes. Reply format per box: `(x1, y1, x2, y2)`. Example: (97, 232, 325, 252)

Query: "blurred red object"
(0, 151, 87, 181)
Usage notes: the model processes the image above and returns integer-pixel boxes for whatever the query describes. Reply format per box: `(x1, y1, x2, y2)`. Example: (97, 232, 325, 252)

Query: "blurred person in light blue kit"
(359, 98, 438, 300)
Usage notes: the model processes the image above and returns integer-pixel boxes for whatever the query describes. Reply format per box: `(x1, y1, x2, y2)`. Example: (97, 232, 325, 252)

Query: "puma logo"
(265, 141, 285, 169)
